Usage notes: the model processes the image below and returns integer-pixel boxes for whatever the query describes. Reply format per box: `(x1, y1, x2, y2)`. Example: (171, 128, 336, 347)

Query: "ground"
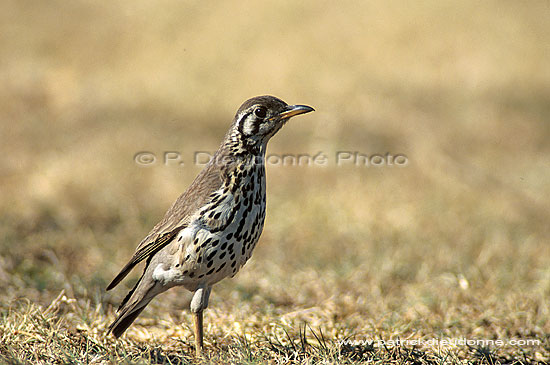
(0, 0, 549, 363)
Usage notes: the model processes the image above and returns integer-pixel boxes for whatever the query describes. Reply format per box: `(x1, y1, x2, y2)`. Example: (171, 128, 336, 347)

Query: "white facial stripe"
(236, 110, 253, 136)
(237, 108, 259, 136)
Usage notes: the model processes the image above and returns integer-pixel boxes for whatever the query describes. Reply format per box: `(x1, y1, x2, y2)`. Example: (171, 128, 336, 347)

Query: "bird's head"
(231, 95, 314, 148)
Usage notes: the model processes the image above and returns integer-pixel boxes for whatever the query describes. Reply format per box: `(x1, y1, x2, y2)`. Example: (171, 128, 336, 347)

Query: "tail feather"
(109, 305, 148, 338)
(107, 263, 166, 338)
(117, 272, 145, 311)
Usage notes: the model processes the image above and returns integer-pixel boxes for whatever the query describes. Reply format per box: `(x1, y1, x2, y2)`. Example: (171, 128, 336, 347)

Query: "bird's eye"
(254, 107, 267, 119)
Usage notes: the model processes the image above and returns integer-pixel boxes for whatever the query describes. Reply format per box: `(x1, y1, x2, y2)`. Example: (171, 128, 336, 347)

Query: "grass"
(1, 0, 549, 363)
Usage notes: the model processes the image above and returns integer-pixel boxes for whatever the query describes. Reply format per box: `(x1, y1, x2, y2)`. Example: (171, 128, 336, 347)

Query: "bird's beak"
(277, 104, 315, 120)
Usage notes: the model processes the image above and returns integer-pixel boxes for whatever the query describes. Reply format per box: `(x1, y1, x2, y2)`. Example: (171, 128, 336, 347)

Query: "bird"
(106, 95, 314, 356)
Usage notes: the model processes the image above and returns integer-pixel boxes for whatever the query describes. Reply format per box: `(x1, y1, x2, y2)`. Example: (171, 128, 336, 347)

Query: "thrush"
(106, 95, 314, 356)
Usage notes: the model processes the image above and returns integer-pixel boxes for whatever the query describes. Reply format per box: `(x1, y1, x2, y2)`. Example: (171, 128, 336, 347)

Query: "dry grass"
(1, 0, 549, 363)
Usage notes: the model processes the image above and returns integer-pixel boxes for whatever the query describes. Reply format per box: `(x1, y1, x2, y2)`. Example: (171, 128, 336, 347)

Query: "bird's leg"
(190, 286, 212, 357)
(193, 310, 203, 357)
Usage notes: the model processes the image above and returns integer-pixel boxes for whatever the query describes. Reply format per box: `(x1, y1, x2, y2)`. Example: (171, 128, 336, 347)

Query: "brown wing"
(106, 159, 224, 290)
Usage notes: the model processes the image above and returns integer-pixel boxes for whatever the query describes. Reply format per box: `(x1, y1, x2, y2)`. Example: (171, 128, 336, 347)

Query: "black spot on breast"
(207, 260, 213, 268)
(213, 211, 222, 220)
(226, 232, 233, 240)
(178, 235, 182, 242)
(228, 243, 234, 253)
(201, 237, 213, 248)
(206, 267, 215, 275)
(219, 251, 226, 260)
(189, 272, 195, 278)
(231, 261, 236, 268)
(230, 253, 235, 260)
(216, 262, 226, 273)
(183, 270, 189, 275)
(211, 194, 221, 204)
(207, 251, 216, 261)
(220, 241, 227, 250)
(250, 220, 258, 236)
(211, 239, 220, 247)
(197, 256, 203, 264)
(237, 216, 246, 232)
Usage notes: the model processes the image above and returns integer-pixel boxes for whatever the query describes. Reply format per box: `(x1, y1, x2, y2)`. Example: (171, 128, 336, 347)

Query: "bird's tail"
(107, 270, 166, 338)
(108, 304, 149, 338)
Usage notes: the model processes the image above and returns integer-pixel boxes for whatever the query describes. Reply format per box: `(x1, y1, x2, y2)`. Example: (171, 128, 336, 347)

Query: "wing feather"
(106, 157, 225, 290)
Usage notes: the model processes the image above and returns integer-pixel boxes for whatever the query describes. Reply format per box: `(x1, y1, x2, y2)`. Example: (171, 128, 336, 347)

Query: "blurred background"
(1, 0, 549, 356)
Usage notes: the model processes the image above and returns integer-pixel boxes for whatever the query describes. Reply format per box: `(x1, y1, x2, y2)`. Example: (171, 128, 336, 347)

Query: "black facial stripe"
(251, 118, 261, 134)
